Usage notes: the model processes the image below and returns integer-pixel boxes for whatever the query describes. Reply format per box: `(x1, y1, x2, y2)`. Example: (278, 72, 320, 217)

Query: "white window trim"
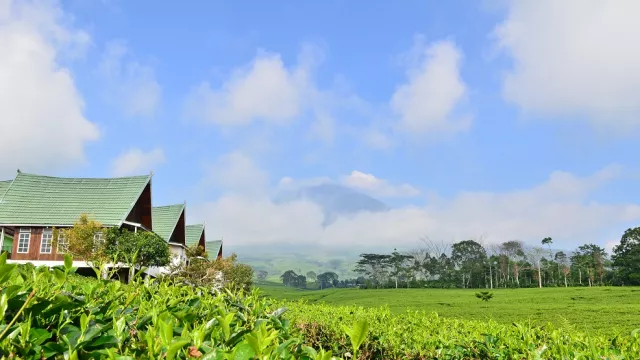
(57, 233, 68, 254)
(17, 228, 31, 254)
(40, 230, 53, 254)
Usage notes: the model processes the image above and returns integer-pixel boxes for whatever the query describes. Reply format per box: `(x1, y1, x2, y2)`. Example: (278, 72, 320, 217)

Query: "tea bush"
(2, 252, 640, 360)
(0, 254, 332, 359)
(285, 301, 640, 359)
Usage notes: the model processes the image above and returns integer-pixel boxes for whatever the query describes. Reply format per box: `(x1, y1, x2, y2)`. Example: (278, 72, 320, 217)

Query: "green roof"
(206, 240, 222, 258)
(0, 180, 12, 198)
(0, 172, 152, 226)
(185, 224, 204, 247)
(152, 204, 185, 242)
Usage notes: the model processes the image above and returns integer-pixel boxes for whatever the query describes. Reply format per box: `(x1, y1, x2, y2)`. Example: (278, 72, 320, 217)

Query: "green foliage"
(259, 284, 640, 336)
(168, 252, 253, 292)
(613, 227, 640, 285)
(105, 228, 171, 269)
(286, 301, 640, 359)
(475, 291, 494, 305)
(0, 262, 321, 359)
(54, 214, 108, 270)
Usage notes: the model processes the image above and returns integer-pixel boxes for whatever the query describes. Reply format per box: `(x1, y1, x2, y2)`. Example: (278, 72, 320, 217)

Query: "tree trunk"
(537, 261, 542, 288)
(395, 277, 398, 289)
(489, 264, 493, 289)
(564, 272, 568, 287)
(578, 268, 582, 285)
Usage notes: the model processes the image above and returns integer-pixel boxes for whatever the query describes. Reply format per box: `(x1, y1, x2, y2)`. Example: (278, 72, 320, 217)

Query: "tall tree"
(555, 251, 570, 287)
(280, 270, 298, 287)
(317, 272, 339, 289)
(388, 249, 413, 289)
(306, 271, 317, 283)
(451, 240, 487, 288)
(528, 247, 546, 288)
(500, 240, 525, 287)
(612, 227, 640, 285)
(541, 237, 554, 284)
(354, 253, 391, 287)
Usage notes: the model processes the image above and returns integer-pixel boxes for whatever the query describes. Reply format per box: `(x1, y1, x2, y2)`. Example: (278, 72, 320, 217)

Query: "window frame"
(57, 233, 68, 254)
(17, 228, 31, 254)
(40, 230, 53, 254)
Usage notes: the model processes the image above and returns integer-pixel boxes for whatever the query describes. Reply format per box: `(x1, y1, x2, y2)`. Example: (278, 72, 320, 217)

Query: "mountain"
(273, 183, 389, 226)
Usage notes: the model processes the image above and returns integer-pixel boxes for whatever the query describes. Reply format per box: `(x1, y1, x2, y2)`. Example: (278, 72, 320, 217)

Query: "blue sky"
(3, 0, 640, 253)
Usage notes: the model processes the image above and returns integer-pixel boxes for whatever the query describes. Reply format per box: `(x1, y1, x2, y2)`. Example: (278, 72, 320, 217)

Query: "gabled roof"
(0, 180, 12, 198)
(152, 204, 185, 242)
(205, 239, 222, 258)
(0, 172, 152, 226)
(185, 224, 204, 247)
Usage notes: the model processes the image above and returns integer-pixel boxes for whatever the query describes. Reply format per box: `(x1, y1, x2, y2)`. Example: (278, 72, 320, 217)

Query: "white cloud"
(391, 38, 470, 134)
(495, 0, 640, 125)
(342, 170, 420, 198)
(99, 40, 161, 118)
(205, 151, 268, 194)
(0, 0, 98, 179)
(191, 164, 640, 251)
(309, 113, 335, 143)
(111, 148, 164, 177)
(184, 48, 318, 126)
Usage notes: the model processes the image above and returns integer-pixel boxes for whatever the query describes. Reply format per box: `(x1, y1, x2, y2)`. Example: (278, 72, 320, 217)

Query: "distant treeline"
(275, 227, 640, 290)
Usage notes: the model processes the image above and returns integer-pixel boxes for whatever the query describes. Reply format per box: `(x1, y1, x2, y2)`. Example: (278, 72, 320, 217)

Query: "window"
(57, 233, 68, 253)
(40, 230, 53, 254)
(17, 228, 30, 254)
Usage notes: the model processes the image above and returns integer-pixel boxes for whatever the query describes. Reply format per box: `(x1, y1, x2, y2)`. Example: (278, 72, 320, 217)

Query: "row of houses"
(0, 170, 222, 271)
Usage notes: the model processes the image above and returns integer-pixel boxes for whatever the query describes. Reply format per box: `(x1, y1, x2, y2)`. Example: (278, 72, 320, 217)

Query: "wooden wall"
(11, 227, 65, 261)
(168, 210, 186, 246)
(125, 183, 153, 230)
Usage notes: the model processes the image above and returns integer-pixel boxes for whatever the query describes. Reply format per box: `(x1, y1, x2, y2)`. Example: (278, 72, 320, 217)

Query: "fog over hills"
(273, 183, 390, 226)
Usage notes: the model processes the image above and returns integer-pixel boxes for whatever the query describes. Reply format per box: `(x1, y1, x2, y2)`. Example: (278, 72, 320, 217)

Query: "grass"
(258, 283, 640, 336)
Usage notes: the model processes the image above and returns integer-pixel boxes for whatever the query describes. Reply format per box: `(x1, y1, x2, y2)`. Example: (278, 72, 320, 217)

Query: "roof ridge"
(153, 203, 185, 209)
(164, 202, 186, 241)
(0, 174, 17, 204)
(18, 172, 151, 180)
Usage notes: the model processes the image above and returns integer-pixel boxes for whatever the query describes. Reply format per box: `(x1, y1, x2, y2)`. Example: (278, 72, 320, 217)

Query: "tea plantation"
(259, 283, 640, 336)
(2, 256, 640, 359)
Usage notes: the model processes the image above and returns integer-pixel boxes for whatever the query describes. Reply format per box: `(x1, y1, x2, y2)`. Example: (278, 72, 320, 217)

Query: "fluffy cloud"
(192, 164, 640, 251)
(391, 38, 469, 134)
(184, 47, 320, 126)
(99, 40, 161, 118)
(0, 0, 98, 178)
(495, 0, 640, 125)
(342, 170, 420, 198)
(111, 148, 165, 177)
(204, 152, 268, 195)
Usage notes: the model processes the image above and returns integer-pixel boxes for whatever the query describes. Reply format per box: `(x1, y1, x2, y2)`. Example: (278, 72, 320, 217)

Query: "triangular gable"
(152, 204, 186, 245)
(185, 224, 205, 248)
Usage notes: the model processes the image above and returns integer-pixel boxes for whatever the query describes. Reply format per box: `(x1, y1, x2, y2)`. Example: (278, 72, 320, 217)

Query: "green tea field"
(259, 283, 640, 336)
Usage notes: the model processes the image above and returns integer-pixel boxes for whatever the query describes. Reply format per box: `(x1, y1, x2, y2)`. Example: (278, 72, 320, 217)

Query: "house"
(186, 223, 223, 260)
(0, 171, 153, 268)
(151, 204, 187, 265)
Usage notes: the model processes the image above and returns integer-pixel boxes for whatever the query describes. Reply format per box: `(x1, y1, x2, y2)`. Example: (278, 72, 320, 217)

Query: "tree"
(555, 251, 570, 287)
(54, 214, 110, 277)
(613, 227, 640, 285)
(306, 271, 317, 283)
(104, 228, 170, 282)
(451, 240, 487, 288)
(256, 270, 268, 282)
(500, 240, 525, 287)
(541, 237, 554, 284)
(354, 254, 391, 287)
(575, 244, 607, 286)
(388, 249, 413, 288)
(528, 247, 546, 288)
(317, 272, 338, 289)
(280, 270, 299, 287)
